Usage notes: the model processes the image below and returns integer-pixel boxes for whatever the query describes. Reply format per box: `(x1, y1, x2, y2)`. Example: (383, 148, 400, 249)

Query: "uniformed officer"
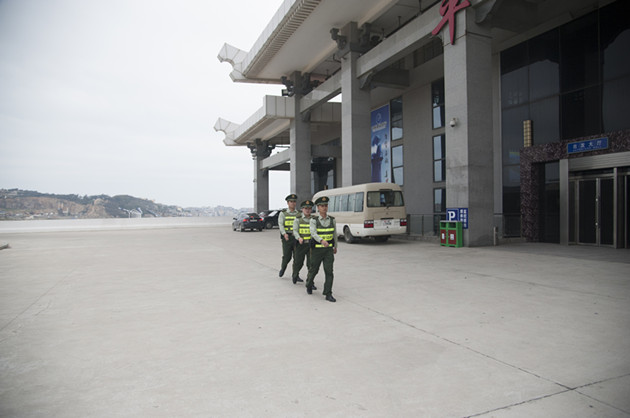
(291, 200, 317, 289)
(306, 196, 337, 302)
(278, 194, 301, 280)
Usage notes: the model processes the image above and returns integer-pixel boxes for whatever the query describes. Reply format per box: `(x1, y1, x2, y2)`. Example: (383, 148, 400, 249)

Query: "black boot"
(325, 294, 336, 302)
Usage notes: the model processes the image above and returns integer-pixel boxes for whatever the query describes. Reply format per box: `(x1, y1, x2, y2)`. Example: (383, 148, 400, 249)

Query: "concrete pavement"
(0, 222, 629, 417)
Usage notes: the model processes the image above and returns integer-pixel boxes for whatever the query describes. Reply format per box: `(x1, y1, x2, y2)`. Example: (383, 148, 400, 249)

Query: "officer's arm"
(332, 218, 338, 249)
(278, 211, 286, 235)
(292, 217, 301, 241)
(310, 218, 322, 243)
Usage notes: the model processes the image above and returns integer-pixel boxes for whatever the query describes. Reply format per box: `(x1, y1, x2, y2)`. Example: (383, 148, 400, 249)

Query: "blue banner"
(371, 104, 391, 183)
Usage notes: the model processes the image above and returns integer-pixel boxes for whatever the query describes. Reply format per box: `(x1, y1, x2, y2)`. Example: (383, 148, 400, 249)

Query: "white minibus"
(312, 183, 407, 243)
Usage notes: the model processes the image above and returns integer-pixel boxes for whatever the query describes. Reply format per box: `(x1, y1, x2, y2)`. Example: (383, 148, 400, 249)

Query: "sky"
(0, 0, 291, 209)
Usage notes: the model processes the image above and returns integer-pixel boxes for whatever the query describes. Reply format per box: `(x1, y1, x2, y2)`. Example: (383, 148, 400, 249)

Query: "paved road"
(1, 224, 629, 417)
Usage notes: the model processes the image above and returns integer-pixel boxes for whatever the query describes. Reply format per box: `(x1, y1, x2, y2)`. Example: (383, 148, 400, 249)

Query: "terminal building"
(214, 0, 630, 248)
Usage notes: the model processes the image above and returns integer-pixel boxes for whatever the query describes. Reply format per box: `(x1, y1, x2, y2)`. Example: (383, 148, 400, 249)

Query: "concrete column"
(253, 158, 269, 213)
(443, 11, 494, 246)
(340, 23, 371, 187)
(290, 72, 313, 201)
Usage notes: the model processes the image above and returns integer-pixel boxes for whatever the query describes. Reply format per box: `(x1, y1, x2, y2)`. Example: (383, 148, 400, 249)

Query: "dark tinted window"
(561, 86, 601, 139)
(529, 30, 559, 100)
(367, 191, 404, 207)
(560, 13, 599, 93)
(600, 0, 630, 81)
(529, 97, 559, 144)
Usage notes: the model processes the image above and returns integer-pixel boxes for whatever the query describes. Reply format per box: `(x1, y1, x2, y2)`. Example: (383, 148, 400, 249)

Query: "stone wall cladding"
(520, 129, 630, 242)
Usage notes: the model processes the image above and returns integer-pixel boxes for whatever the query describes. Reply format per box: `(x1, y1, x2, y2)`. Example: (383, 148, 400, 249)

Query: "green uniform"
(278, 208, 299, 273)
(292, 214, 313, 281)
(306, 214, 337, 295)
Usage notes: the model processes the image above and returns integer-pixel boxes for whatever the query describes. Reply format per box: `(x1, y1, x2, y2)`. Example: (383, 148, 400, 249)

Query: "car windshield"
(247, 213, 258, 217)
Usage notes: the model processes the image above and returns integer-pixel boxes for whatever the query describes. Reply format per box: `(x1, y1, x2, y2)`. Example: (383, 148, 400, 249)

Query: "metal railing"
(407, 213, 523, 238)
(406, 213, 446, 236)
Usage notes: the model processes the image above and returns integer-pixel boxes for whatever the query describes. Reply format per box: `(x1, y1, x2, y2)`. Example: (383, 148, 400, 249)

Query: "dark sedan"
(232, 212, 264, 232)
(259, 209, 281, 230)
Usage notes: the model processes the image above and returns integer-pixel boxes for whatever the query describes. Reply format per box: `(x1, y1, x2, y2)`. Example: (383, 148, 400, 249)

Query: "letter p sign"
(446, 209, 458, 221)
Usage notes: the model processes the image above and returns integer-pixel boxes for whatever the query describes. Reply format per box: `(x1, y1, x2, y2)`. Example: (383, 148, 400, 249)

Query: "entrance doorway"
(569, 170, 621, 247)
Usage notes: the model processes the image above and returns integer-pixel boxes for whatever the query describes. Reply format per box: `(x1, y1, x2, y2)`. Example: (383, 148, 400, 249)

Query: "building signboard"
(567, 137, 609, 154)
(431, 0, 471, 45)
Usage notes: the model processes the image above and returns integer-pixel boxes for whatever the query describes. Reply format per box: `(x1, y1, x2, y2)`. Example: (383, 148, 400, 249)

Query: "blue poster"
(371, 104, 391, 183)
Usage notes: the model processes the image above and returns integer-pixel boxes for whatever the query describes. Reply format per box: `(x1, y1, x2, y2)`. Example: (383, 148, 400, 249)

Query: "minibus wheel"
(344, 226, 356, 243)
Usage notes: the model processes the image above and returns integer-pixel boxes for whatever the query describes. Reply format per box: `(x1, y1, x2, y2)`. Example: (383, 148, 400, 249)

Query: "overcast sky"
(0, 0, 291, 209)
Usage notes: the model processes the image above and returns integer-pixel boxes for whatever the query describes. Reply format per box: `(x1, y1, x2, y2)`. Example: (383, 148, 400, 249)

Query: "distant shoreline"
(0, 216, 233, 234)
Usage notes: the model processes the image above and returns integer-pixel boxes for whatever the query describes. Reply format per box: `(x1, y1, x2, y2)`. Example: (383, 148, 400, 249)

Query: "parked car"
(232, 212, 264, 232)
(259, 209, 281, 230)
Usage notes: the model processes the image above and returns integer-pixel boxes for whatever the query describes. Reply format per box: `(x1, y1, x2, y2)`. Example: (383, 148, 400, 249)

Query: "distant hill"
(0, 189, 251, 220)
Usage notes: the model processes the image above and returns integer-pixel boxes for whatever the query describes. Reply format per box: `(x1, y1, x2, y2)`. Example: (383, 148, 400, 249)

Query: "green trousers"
(280, 235, 296, 271)
(292, 241, 311, 280)
(307, 247, 334, 295)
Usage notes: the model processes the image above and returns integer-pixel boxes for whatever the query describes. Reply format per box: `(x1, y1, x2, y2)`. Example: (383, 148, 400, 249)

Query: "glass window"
(603, 76, 630, 132)
(354, 192, 364, 212)
(330, 195, 338, 212)
(392, 145, 403, 186)
(501, 105, 529, 164)
(348, 193, 355, 213)
(560, 13, 599, 93)
(561, 86, 601, 139)
(432, 79, 445, 129)
(367, 191, 404, 207)
(501, 42, 529, 107)
(340, 194, 349, 212)
(529, 97, 559, 145)
(501, 66, 529, 107)
(529, 30, 559, 101)
(433, 188, 445, 213)
(502, 165, 521, 214)
(600, 1, 630, 81)
(433, 135, 445, 182)
(393, 167, 403, 186)
(391, 97, 403, 140)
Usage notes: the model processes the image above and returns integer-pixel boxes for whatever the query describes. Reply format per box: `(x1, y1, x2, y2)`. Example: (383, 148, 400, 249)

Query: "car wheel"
(344, 226, 356, 244)
(265, 221, 273, 230)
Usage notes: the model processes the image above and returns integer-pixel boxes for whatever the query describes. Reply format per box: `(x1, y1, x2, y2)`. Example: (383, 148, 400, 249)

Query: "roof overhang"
(217, 0, 423, 84)
(214, 95, 341, 146)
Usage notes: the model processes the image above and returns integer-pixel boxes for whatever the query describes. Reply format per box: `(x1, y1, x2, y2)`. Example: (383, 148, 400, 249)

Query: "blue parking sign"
(446, 207, 468, 229)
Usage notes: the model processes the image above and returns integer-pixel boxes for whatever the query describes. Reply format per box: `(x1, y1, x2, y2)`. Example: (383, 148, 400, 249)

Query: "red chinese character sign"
(431, 0, 471, 45)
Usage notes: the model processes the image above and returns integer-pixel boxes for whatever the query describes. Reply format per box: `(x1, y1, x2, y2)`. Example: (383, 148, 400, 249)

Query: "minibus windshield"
(367, 190, 404, 207)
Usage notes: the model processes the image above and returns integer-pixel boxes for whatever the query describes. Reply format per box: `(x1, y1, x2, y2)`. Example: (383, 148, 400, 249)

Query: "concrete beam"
(299, 72, 341, 114)
(356, 3, 442, 78)
(261, 149, 290, 170)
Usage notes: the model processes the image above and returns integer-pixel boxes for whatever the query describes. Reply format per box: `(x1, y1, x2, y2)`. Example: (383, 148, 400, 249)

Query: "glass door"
(575, 177, 615, 246)
(577, 180, 597, 244)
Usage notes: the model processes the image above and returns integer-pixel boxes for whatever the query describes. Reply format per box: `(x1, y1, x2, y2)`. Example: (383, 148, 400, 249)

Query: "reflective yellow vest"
(283, 210, 297, 233)
(297, 216, 312, 241)
(314, 217, 335, 248)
